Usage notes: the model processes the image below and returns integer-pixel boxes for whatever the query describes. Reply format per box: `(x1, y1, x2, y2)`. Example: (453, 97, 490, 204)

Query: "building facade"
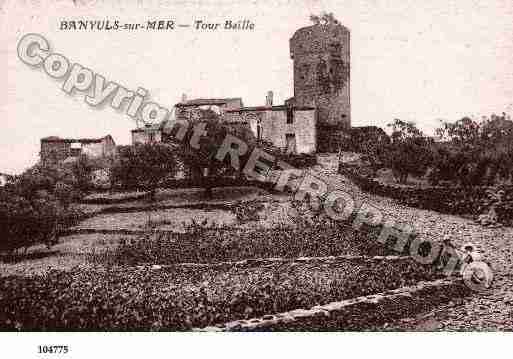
(288, 20, 350, 151)
(131, 123, 163, 145)
(224, 103, 316, 154)
(175, 97, 244, 122)
(40, 135, 117, 164)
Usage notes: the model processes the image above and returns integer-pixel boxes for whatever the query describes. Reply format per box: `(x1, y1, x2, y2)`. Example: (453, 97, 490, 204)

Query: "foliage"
(309, 12, 339, 25)
(358, 114, 513, 187)
(71, 154, 95, 191)
(378, 119, 433, 184)
(430, 113, 513, 186)
(170, 109, 258, 197)
(0, 162, 85, 254)
(0, 259, 438, 330)
(0, 190, 58, 254)
(111, 143, 178, 201)
(101, 218, 401, 266)
(231, 199, 265, 223)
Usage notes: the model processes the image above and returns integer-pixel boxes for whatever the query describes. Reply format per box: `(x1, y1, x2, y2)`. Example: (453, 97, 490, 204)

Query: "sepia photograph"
(1, 0, 512, 357)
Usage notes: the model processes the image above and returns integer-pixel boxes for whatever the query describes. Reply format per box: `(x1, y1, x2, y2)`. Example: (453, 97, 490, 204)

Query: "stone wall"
(82, 136, 117, 158)
(41, 136, 117, 163)
(40, 139, 72, 163)
(131, 128, 162, 145)
(225, 107, 316, 154)
(290, 23, 350, 130)
(197, 278, 469, 331)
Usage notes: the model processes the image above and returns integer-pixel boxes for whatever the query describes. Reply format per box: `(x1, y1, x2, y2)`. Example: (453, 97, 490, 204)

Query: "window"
(286, 108, 294, 124)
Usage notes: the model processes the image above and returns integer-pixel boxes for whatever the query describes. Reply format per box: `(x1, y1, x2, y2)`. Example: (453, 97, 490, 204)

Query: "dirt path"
(313, 154, 513, 331)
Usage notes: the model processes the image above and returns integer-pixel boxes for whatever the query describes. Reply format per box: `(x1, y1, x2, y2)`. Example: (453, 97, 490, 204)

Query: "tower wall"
(290, 23, 350, 130)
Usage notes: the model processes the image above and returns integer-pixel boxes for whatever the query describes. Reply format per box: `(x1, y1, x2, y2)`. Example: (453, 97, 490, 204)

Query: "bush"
(111, 143, 178, 201)
(280, 153, 317, 168)
(0, 169, 86, 254)
(339, 163, 513, 225)
(101, 216, 407, 266)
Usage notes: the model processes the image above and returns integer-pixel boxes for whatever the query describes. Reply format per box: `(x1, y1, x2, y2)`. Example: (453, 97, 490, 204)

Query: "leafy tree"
(112, 143, 177, 201)
(170, 109, 257, 198)
(71, 154, 94, 192)
(432, 113, 513, 186)
(0, 187, 61, 254)
(381, 119, 432, 184)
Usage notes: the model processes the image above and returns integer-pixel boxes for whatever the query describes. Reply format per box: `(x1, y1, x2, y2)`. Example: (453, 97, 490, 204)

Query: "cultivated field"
(0, 161, 477, 331)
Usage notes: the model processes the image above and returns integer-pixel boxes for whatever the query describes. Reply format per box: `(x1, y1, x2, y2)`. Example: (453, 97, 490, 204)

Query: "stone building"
(287, 19, 350, 151)
(131, 17, 351, 154)
(224, 92, 316, 154)
(174, 96, 243, 122)
(131, 97, 245, 145)
(131, 123, 164, 145)
(40, 135, 117, 164)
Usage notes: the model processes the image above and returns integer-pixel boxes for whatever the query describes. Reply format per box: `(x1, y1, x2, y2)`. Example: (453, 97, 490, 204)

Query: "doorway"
(285, 133, 297, 154)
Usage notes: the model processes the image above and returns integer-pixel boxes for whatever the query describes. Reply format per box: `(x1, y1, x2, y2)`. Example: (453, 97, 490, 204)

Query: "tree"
(432, 114, 513, 186)
(382, 119, 432, 184)
(112, 143, 177, 201)
(0, 183, 62, 254)
(172, 109, 257, 198)
(72, 154, 94, 192)
(435, 117, 480, 145)
(310, 12, 339, 25)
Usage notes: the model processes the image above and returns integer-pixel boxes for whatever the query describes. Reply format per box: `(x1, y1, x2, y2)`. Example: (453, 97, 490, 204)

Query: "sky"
(1, 0, 513, 174)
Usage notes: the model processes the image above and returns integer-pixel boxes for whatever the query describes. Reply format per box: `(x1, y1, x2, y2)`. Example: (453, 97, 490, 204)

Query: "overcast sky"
(1, 0, 513, 174)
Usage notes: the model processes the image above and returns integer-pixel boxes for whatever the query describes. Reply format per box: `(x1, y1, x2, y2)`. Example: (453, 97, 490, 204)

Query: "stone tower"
(289, 20, 350, 150)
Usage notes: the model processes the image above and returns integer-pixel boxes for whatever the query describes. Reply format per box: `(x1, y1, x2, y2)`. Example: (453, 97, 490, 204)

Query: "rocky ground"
(312, 153, 513, 331)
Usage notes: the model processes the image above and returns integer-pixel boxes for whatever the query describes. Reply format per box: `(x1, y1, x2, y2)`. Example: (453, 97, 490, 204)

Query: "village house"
(223, 91, 317, 154)
(130, 92, 316, 155)
(40, 135, 117, 164)
(131, 123, 164, 145)
(174, 96, 244, 121)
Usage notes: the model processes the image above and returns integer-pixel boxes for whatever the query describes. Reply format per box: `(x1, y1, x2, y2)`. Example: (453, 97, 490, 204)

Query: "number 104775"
(37, 346, 69, 354)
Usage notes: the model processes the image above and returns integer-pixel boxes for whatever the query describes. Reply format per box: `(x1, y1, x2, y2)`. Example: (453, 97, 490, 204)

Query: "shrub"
(112, 143, 178, 201)
(100, 216, 407, 267)
(0, 184, 85, 255)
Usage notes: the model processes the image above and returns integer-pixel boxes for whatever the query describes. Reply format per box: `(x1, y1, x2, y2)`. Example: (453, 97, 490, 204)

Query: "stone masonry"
(288, 22, 351, 129)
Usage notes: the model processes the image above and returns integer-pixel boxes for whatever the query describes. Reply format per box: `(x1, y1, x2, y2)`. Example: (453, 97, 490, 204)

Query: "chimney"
(265, 91, 273, 107)
(181, 93, 187, 103)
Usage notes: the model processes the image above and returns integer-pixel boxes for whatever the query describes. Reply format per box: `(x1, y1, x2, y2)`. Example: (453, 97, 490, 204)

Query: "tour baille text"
(194, 19, 255, 30)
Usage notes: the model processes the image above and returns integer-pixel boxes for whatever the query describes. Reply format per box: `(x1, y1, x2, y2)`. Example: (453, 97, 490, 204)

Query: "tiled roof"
(41, 135, 113, 144)
(176, 98, 242, 107)
(131, 122, 163, 132)
(226, 105, 315, 113)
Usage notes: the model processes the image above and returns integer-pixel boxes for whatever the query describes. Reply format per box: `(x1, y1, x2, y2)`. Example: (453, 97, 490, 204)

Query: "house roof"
(41, 135, 114, 144)
(131, 122, 164, 133)
(226, 105, 315, 113)
(175, 98, 243, 107)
